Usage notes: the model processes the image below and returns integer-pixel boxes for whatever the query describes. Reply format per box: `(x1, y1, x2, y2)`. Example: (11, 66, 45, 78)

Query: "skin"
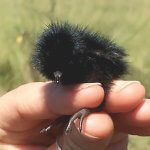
(0, 80, 148, 150)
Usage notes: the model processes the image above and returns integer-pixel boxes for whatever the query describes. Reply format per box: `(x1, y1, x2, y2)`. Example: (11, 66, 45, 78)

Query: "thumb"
(58, 112, 114, 150)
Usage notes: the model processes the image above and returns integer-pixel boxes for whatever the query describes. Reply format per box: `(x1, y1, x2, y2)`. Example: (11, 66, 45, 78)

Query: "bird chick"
(32, 22, 128, 133)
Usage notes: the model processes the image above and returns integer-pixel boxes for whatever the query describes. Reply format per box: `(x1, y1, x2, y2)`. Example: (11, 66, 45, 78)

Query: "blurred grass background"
(0, 0, 150, 149)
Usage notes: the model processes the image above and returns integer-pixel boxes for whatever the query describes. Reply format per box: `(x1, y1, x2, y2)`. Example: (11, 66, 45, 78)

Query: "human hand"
(0, 80, 147, 150)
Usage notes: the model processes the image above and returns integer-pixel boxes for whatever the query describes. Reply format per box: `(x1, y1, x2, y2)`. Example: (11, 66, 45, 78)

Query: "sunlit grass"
(0, 0, 150, 149)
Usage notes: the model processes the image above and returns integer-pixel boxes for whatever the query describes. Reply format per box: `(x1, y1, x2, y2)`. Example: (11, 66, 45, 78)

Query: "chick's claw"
(65, 108, 90, 134)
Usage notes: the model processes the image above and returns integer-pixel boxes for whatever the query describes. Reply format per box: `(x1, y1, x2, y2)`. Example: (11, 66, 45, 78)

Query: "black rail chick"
(32, 22, 128, 133)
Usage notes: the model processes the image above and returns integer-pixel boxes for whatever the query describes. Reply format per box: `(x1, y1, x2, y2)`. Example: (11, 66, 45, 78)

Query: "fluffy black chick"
(32, 22, 128, 133)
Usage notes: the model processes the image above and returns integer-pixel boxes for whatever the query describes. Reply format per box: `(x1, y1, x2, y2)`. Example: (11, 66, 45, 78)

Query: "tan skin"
(0, 80, 148, 150)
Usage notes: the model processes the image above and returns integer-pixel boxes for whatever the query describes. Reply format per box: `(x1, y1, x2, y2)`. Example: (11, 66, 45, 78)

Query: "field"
(0, 0, 150, 149)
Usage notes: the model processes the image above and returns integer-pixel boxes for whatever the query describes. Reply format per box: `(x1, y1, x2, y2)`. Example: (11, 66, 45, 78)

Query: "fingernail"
(112, 80, 141, 92)
(78, 83, 102, 90)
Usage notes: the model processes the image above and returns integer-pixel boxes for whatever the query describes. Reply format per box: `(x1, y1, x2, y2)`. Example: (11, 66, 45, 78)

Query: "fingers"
(112, 99, 150, 135)
(0, 82, 104, 121)
(105, 80, 150, 135)
(60, 112, 114, 150)
(105, 80, 145, 113)
(117, 100, 150, 127)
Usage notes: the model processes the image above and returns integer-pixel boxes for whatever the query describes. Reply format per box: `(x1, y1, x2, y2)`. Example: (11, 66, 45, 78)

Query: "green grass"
(0, 0, 150, 149)
(129, 136, 150, 150)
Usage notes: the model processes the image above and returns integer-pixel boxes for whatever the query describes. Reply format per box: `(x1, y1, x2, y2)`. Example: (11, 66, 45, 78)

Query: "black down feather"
(32, 22, 128, 92)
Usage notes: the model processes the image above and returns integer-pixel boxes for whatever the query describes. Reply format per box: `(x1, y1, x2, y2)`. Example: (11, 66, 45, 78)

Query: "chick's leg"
(65, 108, 90, 134)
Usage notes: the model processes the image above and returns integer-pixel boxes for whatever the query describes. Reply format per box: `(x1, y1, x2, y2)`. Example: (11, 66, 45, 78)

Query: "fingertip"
(81, 112, 114, 139)
(74, 84, 104, 109)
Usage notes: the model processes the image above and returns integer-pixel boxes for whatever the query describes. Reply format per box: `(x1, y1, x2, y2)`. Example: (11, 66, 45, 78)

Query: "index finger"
(0, 82, 104, 121)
